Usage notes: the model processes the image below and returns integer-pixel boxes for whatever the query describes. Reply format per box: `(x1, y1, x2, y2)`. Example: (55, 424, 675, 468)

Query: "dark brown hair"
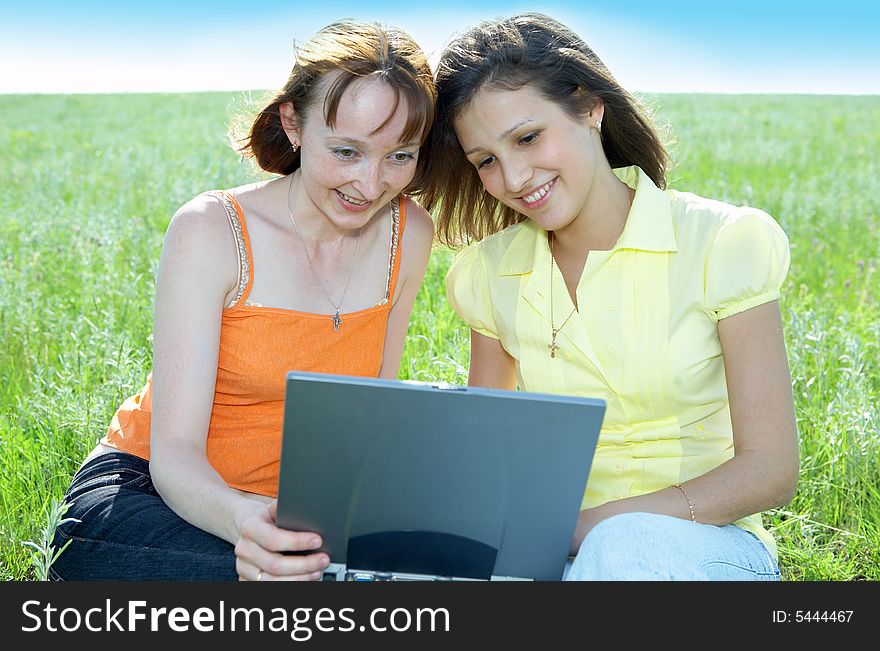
(419, 13, 669, 245)
(239, 20, 436, 193)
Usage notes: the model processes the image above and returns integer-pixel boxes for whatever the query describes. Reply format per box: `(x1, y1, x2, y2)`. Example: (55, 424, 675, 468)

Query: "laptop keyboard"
(322, 569, 480, 581)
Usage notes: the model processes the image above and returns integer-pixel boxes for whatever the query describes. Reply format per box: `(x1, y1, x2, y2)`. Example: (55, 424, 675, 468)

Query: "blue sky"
(1, 0, 877, 94)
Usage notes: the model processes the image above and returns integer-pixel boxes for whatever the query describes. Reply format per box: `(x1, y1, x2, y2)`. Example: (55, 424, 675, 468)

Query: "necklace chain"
(286, 174, 362, 332)
(548, 232, 577, 358)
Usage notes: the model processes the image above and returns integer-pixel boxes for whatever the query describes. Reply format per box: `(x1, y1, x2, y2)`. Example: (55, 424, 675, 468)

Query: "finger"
(237, 554, 327, 582)
(236, 559, 263, 582)
(252, 548, 331, 578)
(236, 558, 322, 582)
(260, 528, 324, 554)
(261, 568, 325, 582)
(240, 514, 323, 554)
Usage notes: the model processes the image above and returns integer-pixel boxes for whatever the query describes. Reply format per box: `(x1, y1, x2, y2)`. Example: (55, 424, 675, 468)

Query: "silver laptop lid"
(276, 372, 605, 581)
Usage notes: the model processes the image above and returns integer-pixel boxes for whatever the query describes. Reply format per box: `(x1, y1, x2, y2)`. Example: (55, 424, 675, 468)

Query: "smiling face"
(284, 75, 422, 231)
(453, 84, 605, 233)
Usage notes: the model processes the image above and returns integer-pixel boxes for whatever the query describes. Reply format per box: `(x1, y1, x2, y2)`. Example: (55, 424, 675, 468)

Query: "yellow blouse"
(446, 166, 790, 557)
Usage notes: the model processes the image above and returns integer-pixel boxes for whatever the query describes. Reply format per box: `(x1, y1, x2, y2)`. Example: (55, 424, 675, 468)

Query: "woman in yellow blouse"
(421, 13, 799, 579)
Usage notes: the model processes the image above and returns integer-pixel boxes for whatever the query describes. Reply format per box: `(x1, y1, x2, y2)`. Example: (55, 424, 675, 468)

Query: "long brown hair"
(239, 20, 436, 193)
(419, 13, 669, 245)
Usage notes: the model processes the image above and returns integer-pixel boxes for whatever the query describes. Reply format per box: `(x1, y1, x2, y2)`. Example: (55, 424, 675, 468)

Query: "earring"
(291, 139, 300, 153)
(595, 120, 602, 133)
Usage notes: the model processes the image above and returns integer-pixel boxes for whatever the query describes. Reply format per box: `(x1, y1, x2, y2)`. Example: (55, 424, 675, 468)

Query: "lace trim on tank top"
(219, 195, 401, 310)
(375, 196, 401, 307)
(208, 191, 250, 308)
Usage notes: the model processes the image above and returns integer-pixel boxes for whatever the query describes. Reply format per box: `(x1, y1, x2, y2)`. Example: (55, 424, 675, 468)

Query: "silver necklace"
(286, 174, 362, 332)
(548, 232, 577, 358)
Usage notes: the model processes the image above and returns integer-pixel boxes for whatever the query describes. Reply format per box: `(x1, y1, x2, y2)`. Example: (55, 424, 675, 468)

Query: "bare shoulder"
(401, 196, 435, 260)
(166, 193, 232, 241)
(159, 193, 238, 293)
(165, 193, 234, 249)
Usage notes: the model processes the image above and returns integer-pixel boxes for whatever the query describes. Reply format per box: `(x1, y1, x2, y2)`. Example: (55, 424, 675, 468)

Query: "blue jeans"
(564, 512, 780, 580)
(49, 452, 238, 581)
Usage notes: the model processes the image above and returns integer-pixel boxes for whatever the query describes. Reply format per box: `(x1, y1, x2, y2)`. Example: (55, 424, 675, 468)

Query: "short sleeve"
(446, 243, 500, 340)
(705, 209, 791, 321)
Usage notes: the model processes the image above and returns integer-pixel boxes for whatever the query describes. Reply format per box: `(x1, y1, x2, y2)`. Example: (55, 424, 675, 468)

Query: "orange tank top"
(102, 191, 407, 496)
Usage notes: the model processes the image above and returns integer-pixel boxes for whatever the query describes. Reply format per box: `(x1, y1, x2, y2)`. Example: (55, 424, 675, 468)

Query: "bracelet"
(672, 483, 697, 522)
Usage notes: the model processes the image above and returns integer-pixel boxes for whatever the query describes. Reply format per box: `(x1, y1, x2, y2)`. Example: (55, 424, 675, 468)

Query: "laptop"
(276, 371, 605, 581)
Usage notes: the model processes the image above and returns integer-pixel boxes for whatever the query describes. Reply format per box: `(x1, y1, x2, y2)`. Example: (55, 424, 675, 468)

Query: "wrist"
(571, 504, 610, 555)
(230, 495, 270, 543)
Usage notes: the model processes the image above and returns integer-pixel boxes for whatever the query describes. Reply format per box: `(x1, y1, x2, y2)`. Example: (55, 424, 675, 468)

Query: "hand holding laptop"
(234, 502, 330, 581)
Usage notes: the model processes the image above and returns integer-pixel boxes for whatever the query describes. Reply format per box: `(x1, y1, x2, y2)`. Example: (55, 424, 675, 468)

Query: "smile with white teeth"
(521, 179, 554, 205)
(338, 191, 369, 205)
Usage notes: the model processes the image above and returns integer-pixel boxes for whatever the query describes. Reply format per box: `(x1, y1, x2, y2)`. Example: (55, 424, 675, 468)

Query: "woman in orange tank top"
(51, 19, 437, 581)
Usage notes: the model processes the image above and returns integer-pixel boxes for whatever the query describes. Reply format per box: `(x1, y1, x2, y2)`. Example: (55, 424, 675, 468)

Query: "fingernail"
(310, 537, 321, 549)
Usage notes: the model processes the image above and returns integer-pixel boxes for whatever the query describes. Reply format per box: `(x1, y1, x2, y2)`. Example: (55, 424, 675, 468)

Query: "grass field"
(1, 92, 877, 580)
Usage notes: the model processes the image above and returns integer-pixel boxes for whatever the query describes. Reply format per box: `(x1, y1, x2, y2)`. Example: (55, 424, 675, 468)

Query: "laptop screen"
(276, 372, 605, 581)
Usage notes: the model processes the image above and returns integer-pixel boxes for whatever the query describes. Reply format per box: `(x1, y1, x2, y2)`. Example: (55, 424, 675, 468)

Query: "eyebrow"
(329, 136, 421, 149)
(464, 118, 534, 156)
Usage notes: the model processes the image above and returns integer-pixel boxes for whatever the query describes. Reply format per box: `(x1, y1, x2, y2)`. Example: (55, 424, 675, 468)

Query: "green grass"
(1, 92, 877, 580)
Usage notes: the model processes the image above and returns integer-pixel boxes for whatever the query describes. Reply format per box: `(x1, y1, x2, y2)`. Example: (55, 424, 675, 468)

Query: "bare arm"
(570, 300, 799, 552)
(148, 197, 328, 580)
(148, 197, 257, 543)
(468, 330, 517, 390)
(378, 201, 434, 379)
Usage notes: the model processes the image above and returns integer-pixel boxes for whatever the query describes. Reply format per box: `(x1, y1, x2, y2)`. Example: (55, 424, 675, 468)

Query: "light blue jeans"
(563, 512, 780, 581)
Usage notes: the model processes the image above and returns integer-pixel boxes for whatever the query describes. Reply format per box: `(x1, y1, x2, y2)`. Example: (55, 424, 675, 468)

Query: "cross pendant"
(547, 330, 559, 358)
(331, 310, 342, 332)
